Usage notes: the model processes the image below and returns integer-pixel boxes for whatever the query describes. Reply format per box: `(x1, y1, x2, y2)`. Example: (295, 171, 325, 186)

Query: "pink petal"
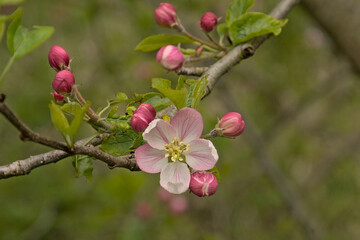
(160, 162, 190, 194)
(143, 119, 176, 150)
(135, 144, 168, 173)
(170, 108, 203, 144)
(186, 139, 218, 170)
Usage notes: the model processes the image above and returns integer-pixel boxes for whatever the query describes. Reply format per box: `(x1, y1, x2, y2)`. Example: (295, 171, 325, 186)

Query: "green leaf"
(61, 102, 83, 116)
(176, 75, 186, 90)
(13, 25, 54, 59)
(72, 155, 93, 181)
(49, 101, 71, 145)
(68, 102, 90, 141)
(229, 12, 288, 45)
(226, 0, 254, 26)
(145, 95, 172, 111)
(152, 78, 188, 110)
(116, 92, 128, 101)
(186, 76, 208, 108)
(0, 20, 4, 43)
(217, 23, 228, 45)
(100, 130, 139, 156)
(6, 8, 22, 55)
(207, 166, 221, 182)
(135, 34, 194, 52)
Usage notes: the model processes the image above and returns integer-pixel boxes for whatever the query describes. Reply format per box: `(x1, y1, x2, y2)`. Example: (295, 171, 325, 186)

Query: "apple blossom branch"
(0, 0, 299, 179)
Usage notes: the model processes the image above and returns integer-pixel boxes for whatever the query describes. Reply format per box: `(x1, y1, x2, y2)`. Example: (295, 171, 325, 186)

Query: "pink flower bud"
(131, 103, 156, 132)
(156, 45, 184, 71)
(168, 195, 188, 215)
(52, 70, 75, 93)
(48, 45, 70, 71)
(218, 112, 245, 137)
(189, 171, 218, 197)
(155, 3, 177, 28)
(200, 12, 218, 32)
(52, 92, 65, 102)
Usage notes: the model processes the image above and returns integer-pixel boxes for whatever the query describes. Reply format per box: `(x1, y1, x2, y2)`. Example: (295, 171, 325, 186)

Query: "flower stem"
(204, 32, 226, 51)
(0, 56, 16, 90)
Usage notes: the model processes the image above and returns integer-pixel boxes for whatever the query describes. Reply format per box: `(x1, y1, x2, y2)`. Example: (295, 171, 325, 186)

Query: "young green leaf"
(49, 101, 71, 145)
(152, 78, 188, 109)
(68, 101, 91, 141)
(135, 34, 194, 52)
(6, 7, 22, 55)
(226, 0, 254, 26)
(217, 23, 228, 45)
(13, 25, 54, 59)
(186, 76, 208, 108)
(229, 12, 288, 45)
(72, 155, 93, 181)
(100, 130, 139, 156)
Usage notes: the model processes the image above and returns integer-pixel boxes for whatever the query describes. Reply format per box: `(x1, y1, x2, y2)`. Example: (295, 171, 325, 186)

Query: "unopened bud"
(131, 103, 156, 132)
(48, 45, 70, 71)
(200, 12, 218, 32)
(52, 92, 65, 102)
(52, 70, 75, 94)
(156, 45, 184, 71)
(218, 112, 245, 137)
(189, 171, 218, 197)
(155, 3, 177, 28)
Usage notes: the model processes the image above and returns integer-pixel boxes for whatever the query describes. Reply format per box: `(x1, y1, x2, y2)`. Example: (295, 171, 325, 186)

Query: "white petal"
(160, 162, 190, 194)
(186, 139, 218, 170)
(170, 108, 203, 144)
(143, 119, 176, 150)
(135, 144, 168, 173)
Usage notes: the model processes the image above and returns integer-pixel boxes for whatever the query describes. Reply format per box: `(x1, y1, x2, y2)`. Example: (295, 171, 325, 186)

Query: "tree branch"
(0, 0, 300, 179)
(176, 67, 209, 76)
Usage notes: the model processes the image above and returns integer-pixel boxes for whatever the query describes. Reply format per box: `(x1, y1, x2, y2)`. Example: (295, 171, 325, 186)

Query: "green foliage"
(144, 95, 172, 111)
(229, 12, 287, 45)
(226, 0, 254, 26)
(6, 8, 22, 55)
(152, 77, 188, 110)
(0, 0, 23, 6)
(49, 101, 90, 146)
(100, 129, 142, 156)
(72, 155, 93, 181)
(151, 76, 208, 110)
(135, 34, 194, 52)
(216, 23, 228, 45)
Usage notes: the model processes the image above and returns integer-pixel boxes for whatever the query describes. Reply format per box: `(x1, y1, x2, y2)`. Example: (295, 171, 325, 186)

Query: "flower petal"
(135, 144, 168, 173)
(186, 139, 218, 170)
(143, 119, 176, 150)
(170, 108, 203, 144)
(160, 162, 190, 194)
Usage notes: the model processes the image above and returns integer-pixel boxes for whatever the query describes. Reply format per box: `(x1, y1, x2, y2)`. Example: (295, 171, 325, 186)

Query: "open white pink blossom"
(135, 108, 218, 194)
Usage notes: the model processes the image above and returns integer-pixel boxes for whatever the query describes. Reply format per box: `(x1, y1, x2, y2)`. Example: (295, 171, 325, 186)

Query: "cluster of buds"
(189, 171, 218, 197)
(48, 45, 75, 102)
(131, 103, 156, 132)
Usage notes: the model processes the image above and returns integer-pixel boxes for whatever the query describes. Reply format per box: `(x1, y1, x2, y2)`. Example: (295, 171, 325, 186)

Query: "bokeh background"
(0, 0, 359, 239)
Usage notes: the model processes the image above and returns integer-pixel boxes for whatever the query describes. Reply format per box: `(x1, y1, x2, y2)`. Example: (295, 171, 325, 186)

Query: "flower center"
(164, 137, 190, 162)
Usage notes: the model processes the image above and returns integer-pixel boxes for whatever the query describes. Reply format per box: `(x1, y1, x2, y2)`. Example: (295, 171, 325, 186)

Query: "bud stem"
(0, 56, 16, 90)
(204, 32, 226, 51)
(73, 86, 114, 132)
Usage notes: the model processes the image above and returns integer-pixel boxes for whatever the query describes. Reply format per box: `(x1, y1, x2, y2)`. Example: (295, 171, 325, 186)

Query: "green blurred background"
(0, 0, 359, 239)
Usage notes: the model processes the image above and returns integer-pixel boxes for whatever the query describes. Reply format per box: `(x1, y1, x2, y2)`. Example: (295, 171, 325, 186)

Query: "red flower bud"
(200, 12, 218, 32)
(218, 112, 245, 137)
(48, 45, 70, 71)
(52, 92, 65, 102)
(189, 171, 218, 197)
(156, 45, 184, 71)
(155, 3, 177, 28)
(131, 103, 156, 132)
(52, 70, 75, 94)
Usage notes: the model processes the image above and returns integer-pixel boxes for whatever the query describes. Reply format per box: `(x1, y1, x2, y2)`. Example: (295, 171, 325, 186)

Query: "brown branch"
(176, 67, 209, 76)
